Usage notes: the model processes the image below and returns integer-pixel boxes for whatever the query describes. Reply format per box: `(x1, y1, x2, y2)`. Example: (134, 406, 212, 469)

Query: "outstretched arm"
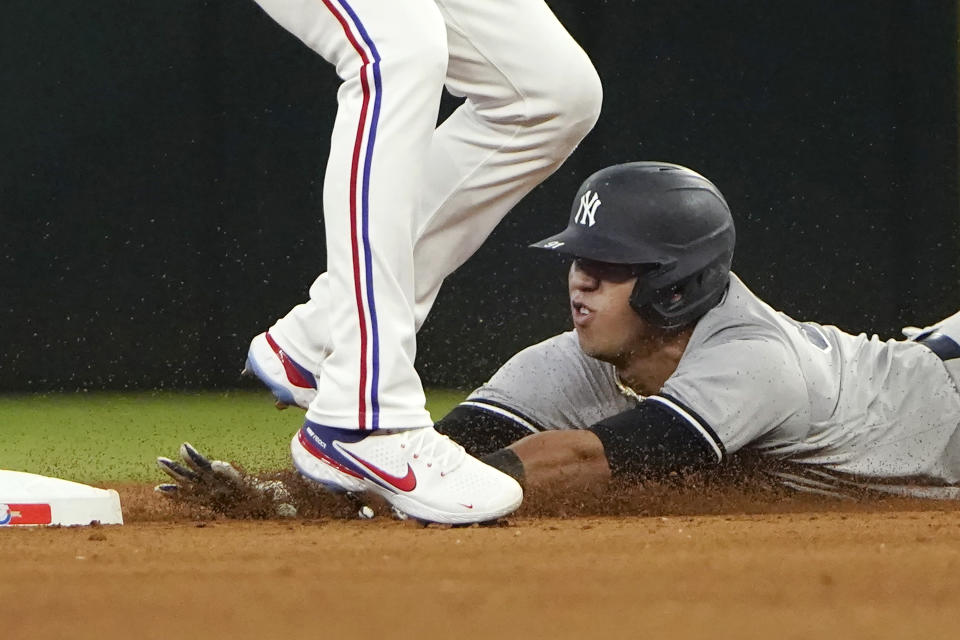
(484, 430, 611, 490)
(483, 397, 725, 491)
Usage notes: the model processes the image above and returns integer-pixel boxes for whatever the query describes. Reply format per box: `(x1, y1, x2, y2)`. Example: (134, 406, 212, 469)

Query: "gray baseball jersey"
(467, 273, 960, 495)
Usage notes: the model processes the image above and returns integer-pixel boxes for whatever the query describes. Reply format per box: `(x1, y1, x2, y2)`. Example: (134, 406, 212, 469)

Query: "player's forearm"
(482, 430, 612, 491)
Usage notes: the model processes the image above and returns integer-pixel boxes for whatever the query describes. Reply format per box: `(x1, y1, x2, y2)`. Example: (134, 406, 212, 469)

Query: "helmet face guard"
(531, 161, 735, 329)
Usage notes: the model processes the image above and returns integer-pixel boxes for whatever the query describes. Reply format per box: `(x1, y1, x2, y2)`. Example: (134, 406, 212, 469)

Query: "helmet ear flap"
(627, 264, 671, 320)
(629, 278, 689, 329)
(630, 264, 730, 330)
(628, 279, 648, 317)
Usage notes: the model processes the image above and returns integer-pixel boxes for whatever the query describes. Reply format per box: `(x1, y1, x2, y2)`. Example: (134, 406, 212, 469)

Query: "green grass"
(0, 389, 467, 485)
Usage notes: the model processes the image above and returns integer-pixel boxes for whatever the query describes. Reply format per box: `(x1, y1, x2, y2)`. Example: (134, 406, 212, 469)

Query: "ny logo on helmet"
(574, 191, 601, 227)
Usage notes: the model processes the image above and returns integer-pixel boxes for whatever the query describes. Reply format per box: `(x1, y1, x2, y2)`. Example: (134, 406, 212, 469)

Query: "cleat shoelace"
(404, 428, 466, 475)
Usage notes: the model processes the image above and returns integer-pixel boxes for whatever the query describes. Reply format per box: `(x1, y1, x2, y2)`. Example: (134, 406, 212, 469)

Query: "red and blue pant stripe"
(321, 0, 382, 429)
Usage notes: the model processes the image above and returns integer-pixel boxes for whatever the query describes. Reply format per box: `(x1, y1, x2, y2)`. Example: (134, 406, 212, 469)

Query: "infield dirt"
(3, 483, 960, 640)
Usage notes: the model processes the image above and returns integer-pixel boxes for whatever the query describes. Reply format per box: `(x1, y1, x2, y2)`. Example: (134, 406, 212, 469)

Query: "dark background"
(1, 1, 957, 392)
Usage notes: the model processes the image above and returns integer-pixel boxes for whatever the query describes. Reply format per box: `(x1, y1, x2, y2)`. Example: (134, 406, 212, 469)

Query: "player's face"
(568, 258, 647, 362)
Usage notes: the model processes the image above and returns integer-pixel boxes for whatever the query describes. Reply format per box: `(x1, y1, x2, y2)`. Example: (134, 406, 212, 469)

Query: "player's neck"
(615, 327, 694, 397)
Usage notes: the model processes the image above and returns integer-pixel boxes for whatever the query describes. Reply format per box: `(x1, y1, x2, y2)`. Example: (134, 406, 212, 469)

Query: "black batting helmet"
(530, 161, 735, 329)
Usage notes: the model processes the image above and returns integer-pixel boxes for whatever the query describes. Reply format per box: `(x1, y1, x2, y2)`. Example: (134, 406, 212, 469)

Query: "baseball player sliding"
(230, 0, 602, 523)
(443, 162, 960, 497)
(160, 162, 960, 515)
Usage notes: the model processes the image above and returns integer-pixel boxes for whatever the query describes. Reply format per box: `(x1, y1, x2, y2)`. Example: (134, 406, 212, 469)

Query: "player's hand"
(156, 442, 297, 518)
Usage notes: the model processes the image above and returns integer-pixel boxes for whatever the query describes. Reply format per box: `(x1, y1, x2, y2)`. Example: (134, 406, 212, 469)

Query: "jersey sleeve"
(466, 331, 637, 431)
(588, 398, 724, 478)
(434, 402, 540, 457)
(659, 336, 808, 454)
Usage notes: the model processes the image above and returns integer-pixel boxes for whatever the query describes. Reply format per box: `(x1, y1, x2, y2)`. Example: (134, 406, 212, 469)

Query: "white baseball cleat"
(290, 421, 523, 524)
(242, 332, 318, 410)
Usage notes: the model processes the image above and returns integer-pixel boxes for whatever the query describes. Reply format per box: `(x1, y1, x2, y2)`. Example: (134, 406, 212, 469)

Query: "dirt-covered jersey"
(467, 273, 960, 488)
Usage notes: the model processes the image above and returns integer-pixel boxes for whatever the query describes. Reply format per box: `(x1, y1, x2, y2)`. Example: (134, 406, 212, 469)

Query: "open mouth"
(571, 300, 594, 324)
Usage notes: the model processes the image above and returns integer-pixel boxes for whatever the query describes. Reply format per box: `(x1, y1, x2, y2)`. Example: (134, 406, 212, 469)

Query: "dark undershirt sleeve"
(434, 401, 542, 457)
(588, 395, 725, 480)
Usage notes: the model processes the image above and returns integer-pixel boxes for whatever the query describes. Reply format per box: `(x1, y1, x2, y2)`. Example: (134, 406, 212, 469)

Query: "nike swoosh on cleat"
(460, 504, 474, 509)
(338, 447, 417, 492)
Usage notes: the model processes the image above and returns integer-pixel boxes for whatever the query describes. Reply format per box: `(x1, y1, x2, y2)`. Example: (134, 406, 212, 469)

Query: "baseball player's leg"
(243, 273, 329, 409)
(408, 0, 602, 317)
(913, 309, 960, 385)
(253, 0, 522, 522)
(253, 0, 450, 429)
(909, 309, 960, 485)
(259, 0, 600, 396)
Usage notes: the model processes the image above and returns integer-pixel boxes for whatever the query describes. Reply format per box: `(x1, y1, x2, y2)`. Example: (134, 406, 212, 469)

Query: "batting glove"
(156, 442, 297, 518)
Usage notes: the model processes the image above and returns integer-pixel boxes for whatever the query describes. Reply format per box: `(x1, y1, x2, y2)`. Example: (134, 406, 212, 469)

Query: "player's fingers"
(210, 460, 244, 485)
(180, 442, 214, 475)
(154, 483, 180, 497)
(157, 457, 201, 484)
